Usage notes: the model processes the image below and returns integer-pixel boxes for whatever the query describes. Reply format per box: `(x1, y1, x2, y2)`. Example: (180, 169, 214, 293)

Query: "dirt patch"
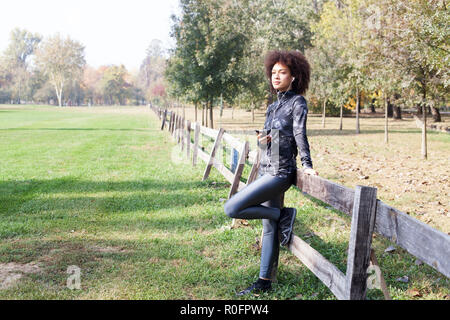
(0, 262, 42, 289)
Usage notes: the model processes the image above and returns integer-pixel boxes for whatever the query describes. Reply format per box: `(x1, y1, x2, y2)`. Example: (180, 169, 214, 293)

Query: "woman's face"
(271, 62, 294, 92)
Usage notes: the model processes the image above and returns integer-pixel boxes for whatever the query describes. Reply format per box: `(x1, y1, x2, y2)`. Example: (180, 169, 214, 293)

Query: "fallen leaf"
(396, 276, 409, 283)
(384, 245, 396, 253)
(408, 288, 422, 297)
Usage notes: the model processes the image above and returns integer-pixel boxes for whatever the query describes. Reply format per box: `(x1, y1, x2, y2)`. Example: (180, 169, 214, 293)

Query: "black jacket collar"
(276, 90, 296, 101)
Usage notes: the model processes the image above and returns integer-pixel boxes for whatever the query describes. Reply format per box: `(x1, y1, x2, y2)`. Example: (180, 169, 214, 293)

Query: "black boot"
(236, 278, 272, 296)
(278, 207, 297, 246)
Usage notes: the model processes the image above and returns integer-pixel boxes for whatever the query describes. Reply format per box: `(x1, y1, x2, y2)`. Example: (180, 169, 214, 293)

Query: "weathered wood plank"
(202, 128, 225, 181)
(289, 235, 347, 300)
(369, 249, 391, 300)
(200, 126, 219, 139)
(212, 160, 246, 189)
(296, 170, 355, 215)
(345, 186, 378, 300)
(247, 149, 261, 185)
(222, 132, 244, 151)
(228, 141, 249, 198)
(170, 112, 175, 133)
(375, 200, 450, 278)
(160, 109, 167, 130)
(176, 116, 181, 144)
(196, 148, 210, 163)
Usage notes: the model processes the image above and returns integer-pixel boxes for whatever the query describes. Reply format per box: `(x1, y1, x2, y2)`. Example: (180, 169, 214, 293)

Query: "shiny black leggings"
(224, 172, 294, 279)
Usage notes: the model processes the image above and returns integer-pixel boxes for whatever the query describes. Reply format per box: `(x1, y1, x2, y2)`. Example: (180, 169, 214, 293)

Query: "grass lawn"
(0, 104, 448, 300)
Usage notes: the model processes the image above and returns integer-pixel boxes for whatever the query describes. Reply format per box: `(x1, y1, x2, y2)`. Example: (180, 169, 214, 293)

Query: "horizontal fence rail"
(151, 105, 450, 299)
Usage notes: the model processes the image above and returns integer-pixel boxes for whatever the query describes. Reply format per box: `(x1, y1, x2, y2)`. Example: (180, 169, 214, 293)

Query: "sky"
(0, 0, 180, 72)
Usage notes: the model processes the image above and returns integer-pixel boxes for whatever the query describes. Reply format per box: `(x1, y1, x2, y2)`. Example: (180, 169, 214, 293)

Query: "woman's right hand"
(257, 133, 271, 145)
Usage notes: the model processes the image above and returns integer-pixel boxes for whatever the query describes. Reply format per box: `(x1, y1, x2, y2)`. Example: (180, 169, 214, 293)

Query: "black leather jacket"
(258, 90, 313, 179)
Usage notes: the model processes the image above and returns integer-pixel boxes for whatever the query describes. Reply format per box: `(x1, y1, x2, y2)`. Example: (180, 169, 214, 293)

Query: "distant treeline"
(0, 30, 167, 107)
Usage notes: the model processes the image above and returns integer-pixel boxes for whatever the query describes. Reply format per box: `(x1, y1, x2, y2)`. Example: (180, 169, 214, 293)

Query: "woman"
(224, 50, 318, 296)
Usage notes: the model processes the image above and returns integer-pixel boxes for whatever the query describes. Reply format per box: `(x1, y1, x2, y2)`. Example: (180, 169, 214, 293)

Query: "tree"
(166, 0, 315, 127)
(99, 65, 132, 105)
(366, 0, 449, 157)
(0, 28, 42, 103)
(138, 39, 166, 101)
(35, 34, 85, 107)
(166, 0, 248, 128)
(309, 1, 357, 131)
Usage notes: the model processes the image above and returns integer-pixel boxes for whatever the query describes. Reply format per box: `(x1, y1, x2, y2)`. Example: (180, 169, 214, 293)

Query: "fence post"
(193, 123, 200, 167)
(202, 128, 225, 181)
(228, 141, 248, 198)
(181, 118, 185, 151)
(345, 185, 378, 300)
(247, 148, 261, 185)
(172, 112, 176, 134)
(168, 111, 173, 133)
(177, 116, 181, 144)
(186, 120, 191, 158)
(173, 114, 178, 139)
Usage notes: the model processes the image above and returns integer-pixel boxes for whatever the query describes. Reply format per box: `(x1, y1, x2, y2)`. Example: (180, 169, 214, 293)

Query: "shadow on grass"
(0, 177, 231, 238)
(0, 128, 149, 132)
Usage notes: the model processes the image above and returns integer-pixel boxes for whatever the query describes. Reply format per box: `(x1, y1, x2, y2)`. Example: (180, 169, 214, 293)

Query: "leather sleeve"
(292, 97, 313, 169)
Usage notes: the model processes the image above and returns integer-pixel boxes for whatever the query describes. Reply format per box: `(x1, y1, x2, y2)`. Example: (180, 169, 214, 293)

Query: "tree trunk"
(393, 106, 402, 119)
(194, 102, 198, 122)
(205, 103, 208, 127)
(370, 98, 376, 113)
(202, 104, 205, 126)
(387, 99, 393, 117)
(54, 83, 61, 107)
(339, 104, 343, 131)
(356, 88, 360, 134)
(57, 85, 63, 107)
(322, 98, 326, 128)
(416, 104, 422, 115)
(209, 100, 214, 129)
(430, 107, 441, 122)
(384, 94, 388, 144)
(252, 105, 255, 123)
(422, 103, 427, 159)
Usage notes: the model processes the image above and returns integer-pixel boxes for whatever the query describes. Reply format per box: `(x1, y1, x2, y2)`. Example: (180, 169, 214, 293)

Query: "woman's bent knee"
(224, 199, 239, 218)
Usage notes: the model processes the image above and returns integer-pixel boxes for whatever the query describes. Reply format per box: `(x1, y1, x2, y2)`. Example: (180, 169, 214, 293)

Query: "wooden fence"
(151, 105, 450, 300)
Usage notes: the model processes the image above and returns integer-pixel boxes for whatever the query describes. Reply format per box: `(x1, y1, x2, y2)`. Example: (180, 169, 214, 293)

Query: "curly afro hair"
(264, 50, 310, 95)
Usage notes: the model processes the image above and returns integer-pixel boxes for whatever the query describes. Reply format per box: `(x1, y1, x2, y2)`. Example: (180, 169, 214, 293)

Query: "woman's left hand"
(304, 168, 318, 176)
